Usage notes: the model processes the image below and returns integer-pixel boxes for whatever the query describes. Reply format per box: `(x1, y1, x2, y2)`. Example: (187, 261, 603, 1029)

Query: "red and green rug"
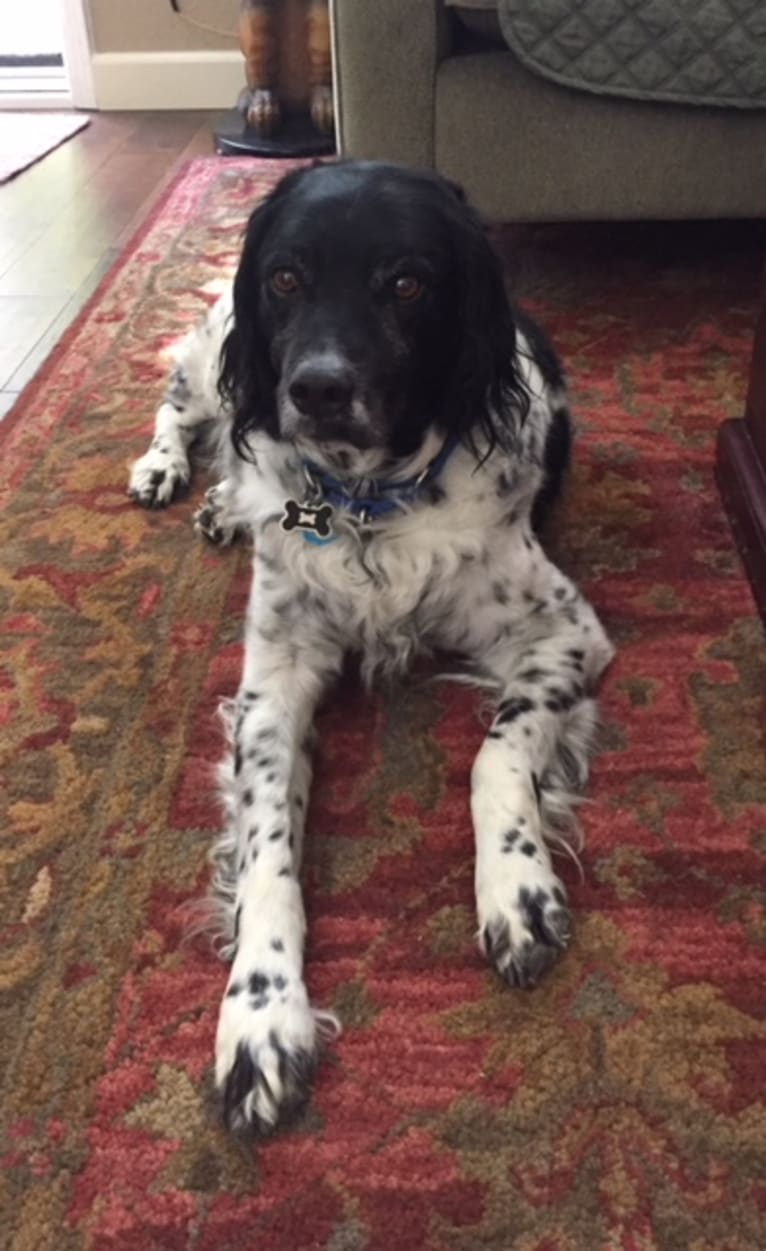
(1, 158, 765, 1250)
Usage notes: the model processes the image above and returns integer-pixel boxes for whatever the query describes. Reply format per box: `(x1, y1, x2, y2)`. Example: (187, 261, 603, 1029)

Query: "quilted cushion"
(498, 0, 766, 108)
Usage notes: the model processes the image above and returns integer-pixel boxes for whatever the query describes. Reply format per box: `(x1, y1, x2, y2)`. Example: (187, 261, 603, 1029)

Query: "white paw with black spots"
(215, 971, 335, 1134)
(129, 447, 189, 508)
(477, 847, 571, 989)
(193, 485, 237, 545)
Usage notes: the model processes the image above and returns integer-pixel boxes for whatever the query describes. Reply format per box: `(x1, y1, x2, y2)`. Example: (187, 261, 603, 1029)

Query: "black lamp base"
(215, 109, 335, 159)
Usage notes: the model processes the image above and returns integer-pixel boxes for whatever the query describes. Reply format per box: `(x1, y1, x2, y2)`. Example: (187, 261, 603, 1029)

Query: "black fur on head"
(219, 160, 530, 470)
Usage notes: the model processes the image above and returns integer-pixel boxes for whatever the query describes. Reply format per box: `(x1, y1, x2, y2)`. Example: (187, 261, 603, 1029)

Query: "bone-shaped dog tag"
(281, 498, 334, 540)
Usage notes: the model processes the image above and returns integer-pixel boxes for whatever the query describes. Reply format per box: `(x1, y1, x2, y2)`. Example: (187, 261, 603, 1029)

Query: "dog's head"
(220, 161, 526, 471)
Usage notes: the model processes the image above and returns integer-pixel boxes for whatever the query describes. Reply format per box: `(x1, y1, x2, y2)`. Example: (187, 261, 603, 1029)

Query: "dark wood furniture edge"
(715, 417, 766, 621)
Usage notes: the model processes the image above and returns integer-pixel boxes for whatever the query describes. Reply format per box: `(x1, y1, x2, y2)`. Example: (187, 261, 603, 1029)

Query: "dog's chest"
(263, 492, 534, 675)
(238, 443, 543, 673)
(277, 528, 466, 670)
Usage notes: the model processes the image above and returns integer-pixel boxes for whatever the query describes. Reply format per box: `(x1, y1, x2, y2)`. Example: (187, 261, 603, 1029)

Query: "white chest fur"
(234, 441, 551, 682)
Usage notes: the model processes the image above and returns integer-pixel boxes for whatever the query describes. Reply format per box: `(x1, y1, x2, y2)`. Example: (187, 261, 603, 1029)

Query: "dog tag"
(281, 498, 335, 542)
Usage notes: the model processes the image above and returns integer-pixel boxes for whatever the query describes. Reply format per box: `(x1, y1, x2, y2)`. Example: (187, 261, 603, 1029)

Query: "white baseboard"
(92, 51, 243, 111)
(0, 92, 74, 110)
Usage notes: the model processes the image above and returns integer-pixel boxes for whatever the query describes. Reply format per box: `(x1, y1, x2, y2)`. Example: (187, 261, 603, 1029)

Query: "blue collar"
(301, 433, 461, 521)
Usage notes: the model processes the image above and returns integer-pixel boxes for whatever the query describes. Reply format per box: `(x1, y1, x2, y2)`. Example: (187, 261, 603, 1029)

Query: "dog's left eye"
(271, 268, 300, 295)
(393, 275, 424, 303)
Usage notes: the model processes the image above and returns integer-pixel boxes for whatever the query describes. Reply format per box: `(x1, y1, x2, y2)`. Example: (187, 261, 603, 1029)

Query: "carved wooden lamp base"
(216, 0, 335, 158)
(215, 109, 334, 157)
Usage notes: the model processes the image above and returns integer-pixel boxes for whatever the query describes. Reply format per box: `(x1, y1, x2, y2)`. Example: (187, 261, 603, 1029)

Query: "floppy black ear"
(443, 176, 468, 204)
(442, 203, 529, 458)
(219, 178, 295, 459)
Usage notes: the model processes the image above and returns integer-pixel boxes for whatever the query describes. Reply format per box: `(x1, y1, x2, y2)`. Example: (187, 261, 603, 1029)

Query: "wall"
(86, 0, 237, 106)
(87, 0, 237, 53)
(86, 1, 312, 110)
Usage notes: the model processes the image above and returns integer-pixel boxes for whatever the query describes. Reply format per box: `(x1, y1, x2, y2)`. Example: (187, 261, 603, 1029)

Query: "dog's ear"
(442, 203, 529, 458)
(219, 180, 291, 458)
(443, 176, 467, 204)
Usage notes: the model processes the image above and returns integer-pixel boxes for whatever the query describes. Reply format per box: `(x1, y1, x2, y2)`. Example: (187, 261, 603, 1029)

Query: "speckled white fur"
(130, 290, 615, 1132)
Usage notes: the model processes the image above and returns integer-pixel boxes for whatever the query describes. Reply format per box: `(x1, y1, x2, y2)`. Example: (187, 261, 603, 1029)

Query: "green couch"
(330, 0, 766, 221)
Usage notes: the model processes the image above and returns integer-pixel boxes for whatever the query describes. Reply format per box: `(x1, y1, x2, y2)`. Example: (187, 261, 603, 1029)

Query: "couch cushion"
(498, 0, 766, 109)
(435, 50, 766, 220)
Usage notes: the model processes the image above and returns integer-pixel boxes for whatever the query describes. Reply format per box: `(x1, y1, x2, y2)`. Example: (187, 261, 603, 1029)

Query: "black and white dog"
(129, 161, 614, 1134)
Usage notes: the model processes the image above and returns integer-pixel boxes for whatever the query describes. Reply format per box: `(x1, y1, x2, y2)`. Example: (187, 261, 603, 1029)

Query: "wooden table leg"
(307, 0, 334, 135)
(715, 265, 766, 622)
(238, 0, 280, 136)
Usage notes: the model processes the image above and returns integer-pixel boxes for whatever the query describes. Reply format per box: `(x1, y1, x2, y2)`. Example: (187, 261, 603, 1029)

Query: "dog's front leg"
(214, 619, 343, 1133)
(470, 590, 614, 989)
(129, 294, 231, 508)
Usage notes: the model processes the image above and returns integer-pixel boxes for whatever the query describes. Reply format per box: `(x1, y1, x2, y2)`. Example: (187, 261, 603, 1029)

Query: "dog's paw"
(215, 973, 337, 1134)
(477, 853, 572, 989)
(193, 485, 237, 546)
(129, 446, 189, 508)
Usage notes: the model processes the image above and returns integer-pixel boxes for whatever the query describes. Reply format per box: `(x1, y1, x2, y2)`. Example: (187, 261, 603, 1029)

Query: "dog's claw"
(480, 879, 572, 990)
(128, 451, 189, 508)
(193, 501, 237, 545)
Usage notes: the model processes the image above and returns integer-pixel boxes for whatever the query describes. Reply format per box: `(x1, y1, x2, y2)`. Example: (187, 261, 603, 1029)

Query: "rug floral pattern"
(1, 159, 765, 1250)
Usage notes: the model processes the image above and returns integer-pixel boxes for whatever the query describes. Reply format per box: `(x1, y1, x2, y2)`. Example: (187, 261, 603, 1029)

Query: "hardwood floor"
(0, 110, 222, 416)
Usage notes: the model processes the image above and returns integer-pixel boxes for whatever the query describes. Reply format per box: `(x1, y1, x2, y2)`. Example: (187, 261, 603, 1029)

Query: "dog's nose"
(289, 358, 354, 419)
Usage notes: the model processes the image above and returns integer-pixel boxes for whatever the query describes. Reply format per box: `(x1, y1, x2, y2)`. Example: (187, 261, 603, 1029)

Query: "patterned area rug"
(0, 112, 90, 183)
(2, 157, 765, 1250)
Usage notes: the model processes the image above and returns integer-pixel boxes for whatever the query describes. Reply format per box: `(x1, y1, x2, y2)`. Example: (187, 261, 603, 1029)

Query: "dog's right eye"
(393, 275, 424, 303)
(271, 269, 300, 295)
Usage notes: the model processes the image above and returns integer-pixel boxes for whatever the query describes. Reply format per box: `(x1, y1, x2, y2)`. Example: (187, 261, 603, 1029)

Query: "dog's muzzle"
(288, 353, 354, 421)
(281, 352, 376, 448)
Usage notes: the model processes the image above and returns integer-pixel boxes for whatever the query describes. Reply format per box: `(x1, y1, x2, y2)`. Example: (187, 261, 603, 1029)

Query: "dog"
(129, 161, 614, 1134)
